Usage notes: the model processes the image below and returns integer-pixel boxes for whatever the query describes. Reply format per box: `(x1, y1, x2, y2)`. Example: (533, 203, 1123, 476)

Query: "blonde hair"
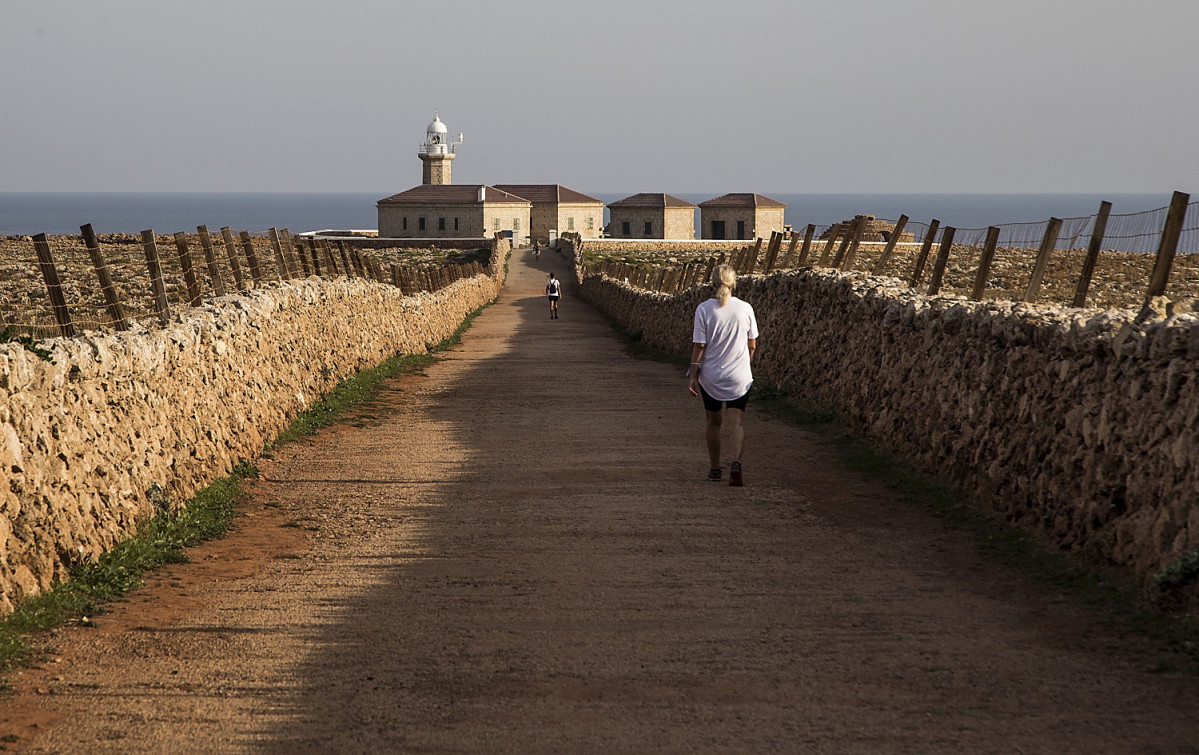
(711, 264, 736, 307)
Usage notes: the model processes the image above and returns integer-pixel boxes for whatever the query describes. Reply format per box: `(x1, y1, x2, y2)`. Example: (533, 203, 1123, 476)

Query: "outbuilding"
(606, 193, 696, 240)
(494, 185, 605, 242)
(698, 193, 787, 240)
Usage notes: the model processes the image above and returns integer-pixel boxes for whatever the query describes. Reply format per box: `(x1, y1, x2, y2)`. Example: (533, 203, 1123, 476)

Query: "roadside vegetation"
(0, 300, 492, 679)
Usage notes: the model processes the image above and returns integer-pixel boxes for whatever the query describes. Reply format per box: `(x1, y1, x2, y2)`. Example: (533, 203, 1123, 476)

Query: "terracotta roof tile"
(377, 185, 530, 205)
(607, 192, 696, 209)
(494, 184, 603, 204)
(698, 193, 787, 208)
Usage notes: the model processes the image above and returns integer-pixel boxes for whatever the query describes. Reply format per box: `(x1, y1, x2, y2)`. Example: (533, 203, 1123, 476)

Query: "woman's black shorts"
(699, 384, 749, 412)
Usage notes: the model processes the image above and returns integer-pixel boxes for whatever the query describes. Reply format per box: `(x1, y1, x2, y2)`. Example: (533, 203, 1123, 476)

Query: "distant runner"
(546, 272, 561, 319)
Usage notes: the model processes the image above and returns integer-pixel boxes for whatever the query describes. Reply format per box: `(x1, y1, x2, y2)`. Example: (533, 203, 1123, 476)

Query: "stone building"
(494, 184, 605, 242)
(378, 114, 528, 240)
(377, 185, 531, 239)
(698, 193, 787, 240)
(607, 193, 696, 240)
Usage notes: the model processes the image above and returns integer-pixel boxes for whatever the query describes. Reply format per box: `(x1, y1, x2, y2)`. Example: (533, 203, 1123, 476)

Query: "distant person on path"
(533, 240, 540, 259)
(688, 264, 758, 486)
(546, 272, 561, 319)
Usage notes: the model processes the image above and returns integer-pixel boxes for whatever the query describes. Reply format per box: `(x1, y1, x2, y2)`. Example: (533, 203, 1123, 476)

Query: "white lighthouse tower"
(418, 112, 464, 186)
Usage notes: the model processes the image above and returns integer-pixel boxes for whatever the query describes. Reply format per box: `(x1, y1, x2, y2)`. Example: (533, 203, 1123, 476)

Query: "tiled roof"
(607, 192, 696, 209)
(698, 193, 787, 208)
(377, 185, 530, 205)
(494, 184, 604, 204)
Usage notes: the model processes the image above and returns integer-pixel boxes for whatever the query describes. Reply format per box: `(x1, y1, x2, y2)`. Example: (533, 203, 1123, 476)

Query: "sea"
(0, 191, 1177, 238)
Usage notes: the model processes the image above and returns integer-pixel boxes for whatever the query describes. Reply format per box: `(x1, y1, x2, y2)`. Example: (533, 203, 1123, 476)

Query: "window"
(454, 217, 459, 231)
(419, 217, 426, 231)
(644, 221, 653, 236)
(567, 217, 575, 230)
(514, 217, 520, 231)
(439, 217, 446, 231)
(494, 218, 501, 231)
(622, 221, 630, 236)
(402, 217, 408, 231)
(587, 217, 594, 230)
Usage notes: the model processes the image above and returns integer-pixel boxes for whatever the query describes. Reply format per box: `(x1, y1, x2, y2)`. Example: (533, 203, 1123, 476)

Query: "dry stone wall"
(575, 253, 1199, 584)
(0, 243, 508, 614)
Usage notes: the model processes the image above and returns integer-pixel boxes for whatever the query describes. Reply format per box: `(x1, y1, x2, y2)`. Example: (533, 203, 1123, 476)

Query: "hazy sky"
(2, 0, 1196, 194)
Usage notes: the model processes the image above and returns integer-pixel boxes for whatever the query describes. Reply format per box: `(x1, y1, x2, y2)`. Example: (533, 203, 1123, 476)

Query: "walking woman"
(687, 264, 759, 486)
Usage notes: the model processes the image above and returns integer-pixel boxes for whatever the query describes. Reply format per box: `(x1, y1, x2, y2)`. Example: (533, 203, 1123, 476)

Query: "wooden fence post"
(1145, 190, 1190, 303)
(743, 238, 763, 274)
(926, 226, 956, 296)
(831, 218, 858, 269)
(1071, 201, 1112, 308)
(760, 232, 777, 273)
(309, 241, 321, 276)
(870, 214, 909, 276)
(817, 224, 841, 267)
(970, 226, 1001, 301)
(311, 239, 329, 275)
(292, 234, 312, 276)
(173, 232, 203, 306)
(239, 231, 264, 283)
(195, 226, 228, 296)
(280, 229, 303, 278)
(31, 233, 76, 337)
(140, 230, 171, 323)
(80, 223, 131, 331)
(909, 220, 940, 287)
(795, 225, 816, 267)
(780, 230, 802, 269)
(268, 228, 291, 280)
(839, 218, 867, 272)
(219, 227, 247, 291)
(1022, 217, 1063, 303)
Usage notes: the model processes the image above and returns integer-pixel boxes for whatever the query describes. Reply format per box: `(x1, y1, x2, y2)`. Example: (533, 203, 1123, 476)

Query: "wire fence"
(2, 225, 496, 340)
(582, 192, 1199, 311)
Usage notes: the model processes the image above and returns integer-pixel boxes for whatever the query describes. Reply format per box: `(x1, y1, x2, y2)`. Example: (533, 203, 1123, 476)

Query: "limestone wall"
(0, 244, 508, 614)
(582, 240, 740, 255)
(575, 256, 1199, 584)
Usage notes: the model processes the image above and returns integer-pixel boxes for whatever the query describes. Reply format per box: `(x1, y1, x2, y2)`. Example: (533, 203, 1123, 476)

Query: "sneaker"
(729, 461, 743, 487)
(707, 467, 722, 482)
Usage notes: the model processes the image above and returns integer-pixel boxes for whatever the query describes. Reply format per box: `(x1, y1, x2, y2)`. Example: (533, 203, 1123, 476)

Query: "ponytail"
(711, 264, 736, 307)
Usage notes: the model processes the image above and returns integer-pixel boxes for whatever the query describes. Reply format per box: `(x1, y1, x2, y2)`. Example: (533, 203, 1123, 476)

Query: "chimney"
(478, 186, 486, 202)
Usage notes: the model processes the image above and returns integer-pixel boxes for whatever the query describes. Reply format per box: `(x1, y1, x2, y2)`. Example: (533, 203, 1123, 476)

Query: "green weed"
(0, 463, 254, 673)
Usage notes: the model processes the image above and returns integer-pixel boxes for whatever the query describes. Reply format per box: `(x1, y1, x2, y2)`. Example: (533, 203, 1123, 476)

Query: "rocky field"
(0, 233, 491, 337)
(583, 240, 1199, 311)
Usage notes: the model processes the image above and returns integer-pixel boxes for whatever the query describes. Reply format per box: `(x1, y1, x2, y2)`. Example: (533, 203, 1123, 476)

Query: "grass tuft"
(0, 463, 254, 673)
(0, 301, 494, 678)
(269, 302, 490, 447)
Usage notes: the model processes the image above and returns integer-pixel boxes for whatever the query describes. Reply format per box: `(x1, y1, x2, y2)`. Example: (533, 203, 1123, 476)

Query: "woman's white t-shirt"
(692, 296, 759, 401)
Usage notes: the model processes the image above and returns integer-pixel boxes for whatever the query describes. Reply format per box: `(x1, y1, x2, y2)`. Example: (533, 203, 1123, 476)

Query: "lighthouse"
(418, 112, 463, 186)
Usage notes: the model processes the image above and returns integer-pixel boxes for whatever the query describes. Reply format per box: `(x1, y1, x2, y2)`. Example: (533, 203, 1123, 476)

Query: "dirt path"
(6, 250, 1199, 753)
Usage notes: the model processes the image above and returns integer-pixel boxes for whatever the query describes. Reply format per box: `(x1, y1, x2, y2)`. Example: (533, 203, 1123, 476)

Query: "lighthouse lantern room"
(418, 112, 463, 185)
